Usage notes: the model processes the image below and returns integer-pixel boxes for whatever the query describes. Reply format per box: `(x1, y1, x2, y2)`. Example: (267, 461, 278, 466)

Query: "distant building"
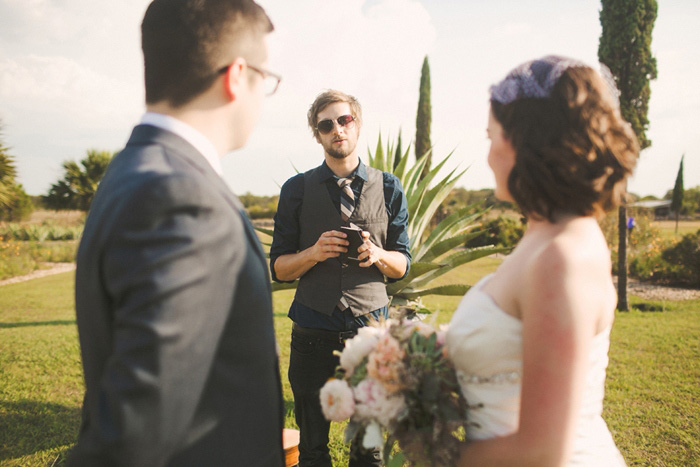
(629, 199, 672, 219)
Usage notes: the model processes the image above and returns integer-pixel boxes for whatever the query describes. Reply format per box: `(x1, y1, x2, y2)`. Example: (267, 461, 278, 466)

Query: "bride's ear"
(221, 57, 247, 102)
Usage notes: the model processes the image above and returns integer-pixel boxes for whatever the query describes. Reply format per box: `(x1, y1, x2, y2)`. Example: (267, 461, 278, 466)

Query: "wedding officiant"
(270, 90, 411, 467)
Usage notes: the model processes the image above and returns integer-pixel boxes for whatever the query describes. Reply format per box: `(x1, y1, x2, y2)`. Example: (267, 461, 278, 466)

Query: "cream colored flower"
(340, 326, 382, 376)
(320, 379, 355, 422)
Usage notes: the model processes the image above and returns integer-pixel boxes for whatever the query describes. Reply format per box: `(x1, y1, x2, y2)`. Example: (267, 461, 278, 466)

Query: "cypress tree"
(415, 56, 432, 179)
(671, 155, 684, 233)
(598, 0, 658, 311)
(393, 130, 403, 171)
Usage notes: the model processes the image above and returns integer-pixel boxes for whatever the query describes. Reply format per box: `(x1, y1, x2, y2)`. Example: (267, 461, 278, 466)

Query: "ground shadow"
(633, 303, 664, 312)
(0, 400, 80, 461)
(0, 320, 76, 328)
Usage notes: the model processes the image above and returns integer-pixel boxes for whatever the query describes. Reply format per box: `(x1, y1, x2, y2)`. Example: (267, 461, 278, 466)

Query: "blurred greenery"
(239, 192, 279, 219)
(0, 121, 33, 222)
(43, 150, 115, 211)
(0, 241, 78, 280)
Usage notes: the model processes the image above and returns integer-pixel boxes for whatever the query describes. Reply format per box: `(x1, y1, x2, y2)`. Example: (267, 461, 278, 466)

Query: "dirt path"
(620, 278, 700, 301)
(0, 263, 76, 287)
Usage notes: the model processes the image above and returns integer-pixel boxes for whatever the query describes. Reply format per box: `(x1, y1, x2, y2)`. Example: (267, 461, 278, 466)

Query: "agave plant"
(367, 133, 508, 314)
(257, 133, 509, 314)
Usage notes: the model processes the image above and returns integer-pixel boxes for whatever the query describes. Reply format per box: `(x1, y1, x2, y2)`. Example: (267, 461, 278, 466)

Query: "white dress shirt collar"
(140, 112, 224, 176)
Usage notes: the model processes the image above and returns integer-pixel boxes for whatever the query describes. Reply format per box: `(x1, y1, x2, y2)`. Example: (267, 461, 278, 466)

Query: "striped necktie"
(337, 176, 355, 312)
(338, 177, 355, 222)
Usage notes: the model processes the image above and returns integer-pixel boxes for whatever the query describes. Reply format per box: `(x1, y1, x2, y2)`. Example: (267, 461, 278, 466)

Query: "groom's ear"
(221, 57, 247, 102)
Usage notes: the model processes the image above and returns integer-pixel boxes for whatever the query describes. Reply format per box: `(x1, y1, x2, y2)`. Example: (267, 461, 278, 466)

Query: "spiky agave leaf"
(371, 132, 503, 312)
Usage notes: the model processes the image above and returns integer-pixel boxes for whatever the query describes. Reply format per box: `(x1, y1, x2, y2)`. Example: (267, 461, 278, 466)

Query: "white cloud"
(2, 0, 699, 198)
(227, 0, 436, 194)
(0, 55, 140, 127)
(492, 22, 533, 38)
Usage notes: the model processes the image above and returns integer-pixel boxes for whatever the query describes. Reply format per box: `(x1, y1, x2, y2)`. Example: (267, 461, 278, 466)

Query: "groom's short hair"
(142, 0, 273, 108)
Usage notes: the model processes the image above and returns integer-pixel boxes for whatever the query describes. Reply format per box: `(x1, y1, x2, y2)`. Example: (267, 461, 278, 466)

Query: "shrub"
(660, 229, 700, 287)
(28, 241, 79, 263)
(629, 236, 676, 283)
(240, 192, 278, 219)
(465, 216, 525, 248)
(0, 240, 37, 280)
(0, 223, 83, 241)
(246, 205, 277, 220)
(0, 239, 78, 280)
(630, 229, 700, 288)
(599, 209, 661, 275)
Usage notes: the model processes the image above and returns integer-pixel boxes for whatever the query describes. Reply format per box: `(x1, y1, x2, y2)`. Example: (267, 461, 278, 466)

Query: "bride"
(447, 56, 638, 466)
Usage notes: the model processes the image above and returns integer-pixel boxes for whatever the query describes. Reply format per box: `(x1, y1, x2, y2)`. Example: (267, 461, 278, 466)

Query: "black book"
(340, 224, 364, 261)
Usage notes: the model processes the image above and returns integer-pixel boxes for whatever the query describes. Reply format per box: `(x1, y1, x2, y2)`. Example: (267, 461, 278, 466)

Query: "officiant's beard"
(324, 139, 357, 160)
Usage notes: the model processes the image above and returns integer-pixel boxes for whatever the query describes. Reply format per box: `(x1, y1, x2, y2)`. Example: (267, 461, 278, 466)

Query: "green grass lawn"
(1, 258, 698, 466)
(652, 219, 700, 239)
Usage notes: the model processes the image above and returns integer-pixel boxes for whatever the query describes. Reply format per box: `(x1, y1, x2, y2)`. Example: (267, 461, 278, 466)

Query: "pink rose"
(353, 378, 406, 427)
(367, 333, 405, 393)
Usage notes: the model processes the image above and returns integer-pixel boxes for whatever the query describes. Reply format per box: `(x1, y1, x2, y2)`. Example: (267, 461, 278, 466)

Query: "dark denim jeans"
(288, 327, 382, 467)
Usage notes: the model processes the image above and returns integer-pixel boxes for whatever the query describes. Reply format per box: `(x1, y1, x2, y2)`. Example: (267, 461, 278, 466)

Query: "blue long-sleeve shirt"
(270, 160, 411, 331)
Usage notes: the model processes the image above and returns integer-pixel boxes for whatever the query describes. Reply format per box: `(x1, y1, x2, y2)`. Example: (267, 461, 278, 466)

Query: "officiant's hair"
(490, 63, 639, 222)
(142, 0, 273, 108)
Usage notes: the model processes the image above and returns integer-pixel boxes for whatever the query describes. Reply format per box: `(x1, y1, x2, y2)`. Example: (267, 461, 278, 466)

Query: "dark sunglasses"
(316, 115, 356, 135)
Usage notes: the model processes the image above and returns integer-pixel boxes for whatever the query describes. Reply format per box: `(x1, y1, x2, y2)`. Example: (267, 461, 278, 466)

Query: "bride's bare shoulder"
(533, 217, 610, 272)
(520, 218, 614, 321)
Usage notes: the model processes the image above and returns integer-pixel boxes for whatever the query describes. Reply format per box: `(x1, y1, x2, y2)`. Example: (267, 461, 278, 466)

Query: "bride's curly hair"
(491, 66, 639, 222)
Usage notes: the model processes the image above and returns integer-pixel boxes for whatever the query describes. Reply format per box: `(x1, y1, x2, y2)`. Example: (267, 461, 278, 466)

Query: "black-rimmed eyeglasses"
(217, 63, 282, 96)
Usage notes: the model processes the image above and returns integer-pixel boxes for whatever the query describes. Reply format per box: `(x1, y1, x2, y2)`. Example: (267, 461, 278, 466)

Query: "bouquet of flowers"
(319, 318, 469, 467)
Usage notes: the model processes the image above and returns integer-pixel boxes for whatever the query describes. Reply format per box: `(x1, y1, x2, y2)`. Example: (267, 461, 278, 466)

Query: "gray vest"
(295, 165, 389, 316)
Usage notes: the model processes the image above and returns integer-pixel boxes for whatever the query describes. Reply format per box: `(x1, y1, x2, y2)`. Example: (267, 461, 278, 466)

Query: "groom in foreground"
(69, 0, 284, 465)
(270, 90, 411, 466)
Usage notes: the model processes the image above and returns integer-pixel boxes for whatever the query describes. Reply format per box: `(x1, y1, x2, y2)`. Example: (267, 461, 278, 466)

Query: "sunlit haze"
(1, 0, 698, 199)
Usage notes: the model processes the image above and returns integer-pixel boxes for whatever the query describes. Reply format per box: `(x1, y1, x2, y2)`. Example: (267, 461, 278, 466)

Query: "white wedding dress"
(446, 275, 626, 466)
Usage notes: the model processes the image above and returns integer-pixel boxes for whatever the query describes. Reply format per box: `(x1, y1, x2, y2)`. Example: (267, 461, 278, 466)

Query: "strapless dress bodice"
(446, 274, 626, 466)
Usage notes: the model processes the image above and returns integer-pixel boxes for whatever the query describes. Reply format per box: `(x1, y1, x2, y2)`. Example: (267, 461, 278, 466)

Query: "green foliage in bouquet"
(384, 327, 469, 467)
(258, 133, 508, 313)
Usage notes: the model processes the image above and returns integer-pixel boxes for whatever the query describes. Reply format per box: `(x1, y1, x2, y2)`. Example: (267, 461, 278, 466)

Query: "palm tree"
(0, 153, 17, 211)
(44, 150, 114, 210)
(0, 121, 18, 210)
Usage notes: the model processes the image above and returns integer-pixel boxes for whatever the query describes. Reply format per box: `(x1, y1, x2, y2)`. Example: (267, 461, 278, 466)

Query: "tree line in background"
(3, 9, 698, 291)
(2, 129, 698, 229)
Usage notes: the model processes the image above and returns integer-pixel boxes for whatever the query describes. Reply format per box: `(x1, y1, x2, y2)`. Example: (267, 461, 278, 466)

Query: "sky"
(1, 0, 698, 199)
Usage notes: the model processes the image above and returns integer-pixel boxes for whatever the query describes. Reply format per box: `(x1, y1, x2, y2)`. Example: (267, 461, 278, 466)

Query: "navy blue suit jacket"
(70, 125, 284, 466)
